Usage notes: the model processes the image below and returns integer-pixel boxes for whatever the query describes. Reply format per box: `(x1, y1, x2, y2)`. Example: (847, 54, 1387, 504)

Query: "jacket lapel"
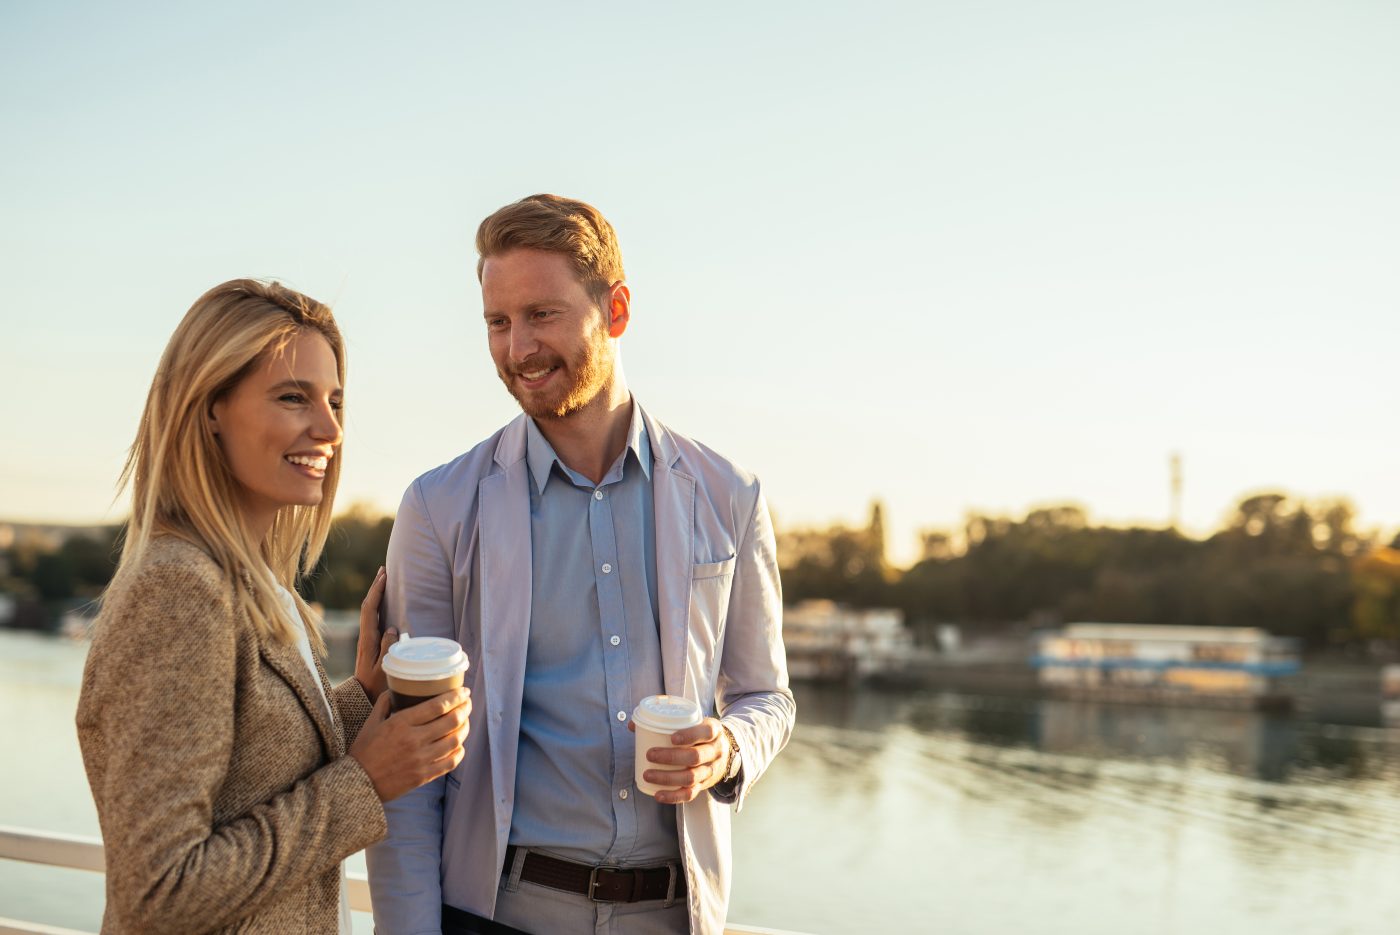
(480, 416, 533, 843)
(311, 651, 344, 756)
(259, 638, 340, 760)
(643, 408, 693, 698)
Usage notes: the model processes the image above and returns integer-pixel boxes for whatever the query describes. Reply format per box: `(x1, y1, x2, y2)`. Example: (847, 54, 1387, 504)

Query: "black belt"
(504, 845, 686, 903)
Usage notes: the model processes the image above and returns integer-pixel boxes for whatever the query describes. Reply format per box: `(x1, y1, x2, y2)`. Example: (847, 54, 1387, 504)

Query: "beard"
(500, 321, 614, 420)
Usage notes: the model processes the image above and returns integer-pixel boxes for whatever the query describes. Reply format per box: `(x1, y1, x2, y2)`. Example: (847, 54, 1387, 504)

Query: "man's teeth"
(521, 367, 555, 380)
(286, 455, 329, 470)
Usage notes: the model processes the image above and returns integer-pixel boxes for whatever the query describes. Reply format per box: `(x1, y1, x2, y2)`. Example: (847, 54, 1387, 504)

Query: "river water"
(3, 629, 1399, 934)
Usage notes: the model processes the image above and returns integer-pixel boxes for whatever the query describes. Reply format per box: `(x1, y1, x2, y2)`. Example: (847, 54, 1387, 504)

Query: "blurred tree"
(918, 530, 957, 563)
(1351, 548, 1400, 642)
(61, 529, 122, 596)
(31, 552, 74, 601)
(778, 500, 893, 608)
(300, 504, 394, 609)
(1311, 498, 1362, 555)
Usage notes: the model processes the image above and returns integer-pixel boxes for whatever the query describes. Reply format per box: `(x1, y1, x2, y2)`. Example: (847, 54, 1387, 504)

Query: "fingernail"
(378, 566, 386, 577)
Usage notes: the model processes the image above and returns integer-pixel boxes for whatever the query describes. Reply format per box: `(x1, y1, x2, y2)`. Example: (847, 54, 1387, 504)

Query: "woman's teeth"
(286, 455, 328, 470)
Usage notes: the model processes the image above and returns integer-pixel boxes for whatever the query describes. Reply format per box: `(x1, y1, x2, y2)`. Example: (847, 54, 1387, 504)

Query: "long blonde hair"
(113, 279, 345, 652)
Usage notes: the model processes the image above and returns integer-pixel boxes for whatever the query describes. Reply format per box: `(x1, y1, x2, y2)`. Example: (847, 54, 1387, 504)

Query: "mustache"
(508, 355, 564, 377)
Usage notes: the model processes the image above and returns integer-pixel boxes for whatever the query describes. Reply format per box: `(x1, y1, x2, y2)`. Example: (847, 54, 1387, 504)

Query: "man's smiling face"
(482, 247, 616, 421)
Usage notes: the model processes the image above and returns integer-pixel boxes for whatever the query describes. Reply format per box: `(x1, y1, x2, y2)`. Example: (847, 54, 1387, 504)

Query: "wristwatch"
(719, 724, 742, 782)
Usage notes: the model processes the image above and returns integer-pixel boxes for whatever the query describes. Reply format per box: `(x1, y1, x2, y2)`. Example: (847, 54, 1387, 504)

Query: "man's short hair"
(475, 194, 625, 299)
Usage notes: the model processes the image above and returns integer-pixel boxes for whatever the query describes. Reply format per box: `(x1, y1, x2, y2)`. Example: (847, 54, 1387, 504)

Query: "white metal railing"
(0, 826, 801, 935)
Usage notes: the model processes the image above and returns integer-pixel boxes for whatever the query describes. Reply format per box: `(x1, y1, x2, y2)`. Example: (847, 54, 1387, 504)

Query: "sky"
(1, 0, 1398, 566)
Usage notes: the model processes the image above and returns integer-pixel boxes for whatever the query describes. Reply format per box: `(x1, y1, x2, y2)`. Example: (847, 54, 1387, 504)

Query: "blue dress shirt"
(508, 401, 681, 865)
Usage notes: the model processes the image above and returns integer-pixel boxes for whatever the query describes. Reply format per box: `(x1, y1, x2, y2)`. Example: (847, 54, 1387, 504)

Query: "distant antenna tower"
(1169, 452, 1183, 531)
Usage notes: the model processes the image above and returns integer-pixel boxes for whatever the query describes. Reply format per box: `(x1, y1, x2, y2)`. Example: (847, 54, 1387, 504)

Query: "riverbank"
(858, 651, 1390, 724)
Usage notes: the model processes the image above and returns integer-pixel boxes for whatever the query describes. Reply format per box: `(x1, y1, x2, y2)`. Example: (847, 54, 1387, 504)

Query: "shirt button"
(594, 489, 604, 500)
(602, 563, 613, 574)
(619, 789, 629, 800)
(610, 635, 621, 646)
(617, 711, 627, 722)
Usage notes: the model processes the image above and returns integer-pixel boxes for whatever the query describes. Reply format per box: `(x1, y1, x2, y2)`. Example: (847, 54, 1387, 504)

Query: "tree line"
(781, 494, 1400, 649)
(0, 506, 390, 626)
(5, 492, 1400, 649)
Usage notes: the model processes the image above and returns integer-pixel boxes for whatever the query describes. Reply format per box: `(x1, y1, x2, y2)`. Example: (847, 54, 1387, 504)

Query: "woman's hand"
(348, 688, 472, 802)
(353, 566, 397, 703)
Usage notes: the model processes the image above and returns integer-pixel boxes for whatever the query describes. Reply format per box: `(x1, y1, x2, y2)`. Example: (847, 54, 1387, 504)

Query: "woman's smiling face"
(210, 329, 343, 536)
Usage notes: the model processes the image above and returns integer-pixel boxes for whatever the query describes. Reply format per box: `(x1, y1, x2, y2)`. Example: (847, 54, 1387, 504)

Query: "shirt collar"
(525, 399, 652, 494)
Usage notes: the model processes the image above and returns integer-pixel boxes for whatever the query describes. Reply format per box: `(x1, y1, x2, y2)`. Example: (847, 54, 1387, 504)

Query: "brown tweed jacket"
(76, 535, 387, 934)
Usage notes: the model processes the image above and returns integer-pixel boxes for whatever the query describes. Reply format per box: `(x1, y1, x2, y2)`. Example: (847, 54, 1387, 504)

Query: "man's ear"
(606, 282, 631, 338)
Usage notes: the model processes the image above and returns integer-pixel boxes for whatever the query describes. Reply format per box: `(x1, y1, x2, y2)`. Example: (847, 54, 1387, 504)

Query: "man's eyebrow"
(269, 379, 342, 395)
(483, 301, 570, 318)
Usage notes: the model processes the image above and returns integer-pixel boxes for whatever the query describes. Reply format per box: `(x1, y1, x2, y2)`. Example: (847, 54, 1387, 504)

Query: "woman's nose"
(311, 402, 343, 445)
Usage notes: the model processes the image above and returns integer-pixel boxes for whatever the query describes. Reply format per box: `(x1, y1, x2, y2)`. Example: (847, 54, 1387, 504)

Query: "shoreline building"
(1032, 623, 1300, 709)
(783, 599, 912, 682)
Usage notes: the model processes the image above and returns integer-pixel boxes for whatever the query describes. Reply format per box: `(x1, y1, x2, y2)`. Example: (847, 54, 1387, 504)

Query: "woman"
(76, 279, 470, 934)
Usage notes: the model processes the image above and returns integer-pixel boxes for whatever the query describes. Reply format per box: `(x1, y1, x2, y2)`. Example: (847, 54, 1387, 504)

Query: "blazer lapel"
(645, 408, 694, 698)
(259, 638, 339, 760)
(479, 420, 533, 843)
(311, 651, 344, 756)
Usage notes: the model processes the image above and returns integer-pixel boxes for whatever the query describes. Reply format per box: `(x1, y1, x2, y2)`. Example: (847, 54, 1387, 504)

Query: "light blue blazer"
(367, 407, 795, 934)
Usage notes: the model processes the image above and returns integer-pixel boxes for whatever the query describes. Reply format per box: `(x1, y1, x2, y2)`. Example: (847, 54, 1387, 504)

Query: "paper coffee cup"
(632, 694, 704, 797)
(381, 634, 469, 711)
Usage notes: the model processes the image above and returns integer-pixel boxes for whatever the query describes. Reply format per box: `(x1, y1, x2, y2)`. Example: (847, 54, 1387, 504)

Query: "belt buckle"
(588, 865, 610, 902)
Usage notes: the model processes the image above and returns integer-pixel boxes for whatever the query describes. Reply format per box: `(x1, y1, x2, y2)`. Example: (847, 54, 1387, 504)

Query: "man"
(368, 194, 794, 935)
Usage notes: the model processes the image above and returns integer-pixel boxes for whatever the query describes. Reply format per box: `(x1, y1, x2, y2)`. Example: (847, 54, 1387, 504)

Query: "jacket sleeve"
(331, 675, 374, 747)
(76, 560, 386, 934)
(712, 482, 796, 809)
(366, 478, 455, 934)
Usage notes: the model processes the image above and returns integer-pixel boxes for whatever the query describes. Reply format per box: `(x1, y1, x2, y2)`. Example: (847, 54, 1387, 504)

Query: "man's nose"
(509, 324, 540, 364)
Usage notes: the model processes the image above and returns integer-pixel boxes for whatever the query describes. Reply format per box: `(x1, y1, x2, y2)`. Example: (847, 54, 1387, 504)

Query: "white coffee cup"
(632, 694, 704, 797)
(381, 634, 469, 712)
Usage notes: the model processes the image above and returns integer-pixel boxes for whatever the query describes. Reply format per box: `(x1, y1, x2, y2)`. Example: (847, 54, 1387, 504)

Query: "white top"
(275, 584, 352, 935)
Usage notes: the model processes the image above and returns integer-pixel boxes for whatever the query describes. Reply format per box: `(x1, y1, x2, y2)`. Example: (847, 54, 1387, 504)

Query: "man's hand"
(353, 566, 397, 703)
(633, 716, 732, 805)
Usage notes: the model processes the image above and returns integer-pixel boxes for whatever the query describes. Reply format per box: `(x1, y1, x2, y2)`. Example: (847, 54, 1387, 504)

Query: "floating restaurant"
(1032, 623, 1301, 709)
(782, 599, 912, 682)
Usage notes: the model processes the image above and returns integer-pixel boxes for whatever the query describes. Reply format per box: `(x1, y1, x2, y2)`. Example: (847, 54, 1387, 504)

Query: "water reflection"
(795, 681, 1398, 786)
(8, 629, 1400, 935)
(748, 682, 1400, 933)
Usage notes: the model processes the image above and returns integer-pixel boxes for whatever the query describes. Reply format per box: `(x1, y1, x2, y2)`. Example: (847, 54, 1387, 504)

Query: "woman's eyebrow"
(268, 379, 342, 394)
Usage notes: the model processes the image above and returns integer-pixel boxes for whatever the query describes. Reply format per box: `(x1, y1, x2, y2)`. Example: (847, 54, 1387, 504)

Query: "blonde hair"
(476, 193, 625, 298)
(113, 279, 345, 652)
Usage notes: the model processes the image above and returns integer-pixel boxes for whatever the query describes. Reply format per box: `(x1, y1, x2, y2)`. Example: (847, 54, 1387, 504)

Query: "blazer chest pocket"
(689, 554, 737, 676)
(692, 555, 736, 580)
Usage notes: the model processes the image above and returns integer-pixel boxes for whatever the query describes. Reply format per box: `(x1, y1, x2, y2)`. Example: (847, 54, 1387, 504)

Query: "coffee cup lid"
(632, 694, 703, 732)
(382, 635, 469, 680)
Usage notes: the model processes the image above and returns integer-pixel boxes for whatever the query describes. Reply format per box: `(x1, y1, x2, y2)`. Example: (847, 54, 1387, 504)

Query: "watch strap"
(719, 723, 742, 782)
